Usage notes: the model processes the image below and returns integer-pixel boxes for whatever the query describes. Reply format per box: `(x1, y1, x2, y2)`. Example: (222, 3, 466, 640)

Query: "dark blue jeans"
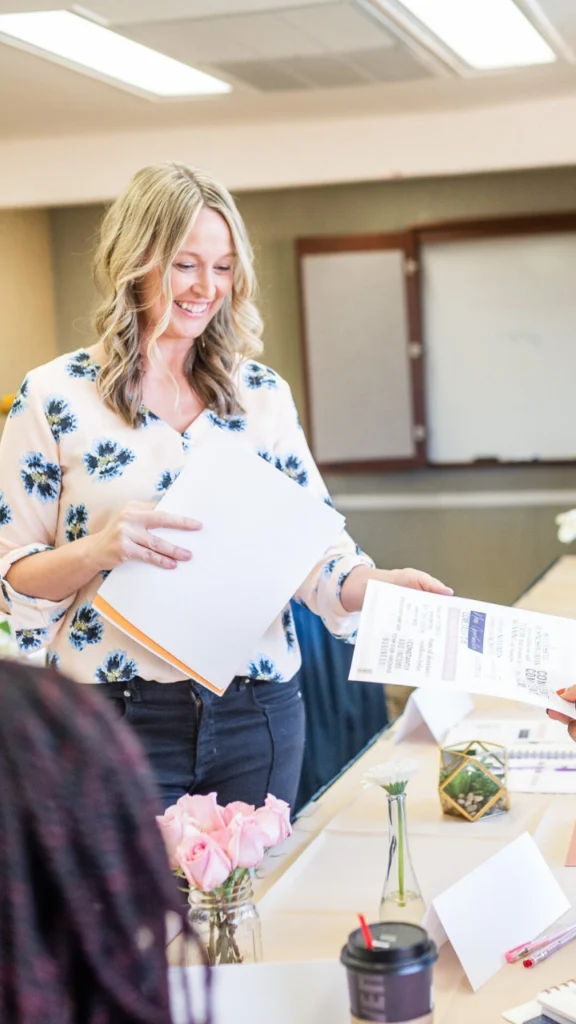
(91, 676, 306, 812)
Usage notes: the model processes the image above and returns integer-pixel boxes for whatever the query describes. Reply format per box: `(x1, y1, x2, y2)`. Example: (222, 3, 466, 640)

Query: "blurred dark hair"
(0, 661, 210, 1024)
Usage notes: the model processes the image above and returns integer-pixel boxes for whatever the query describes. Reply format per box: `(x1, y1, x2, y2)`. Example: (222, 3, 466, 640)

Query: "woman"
(0, 162, 452, 811)
(0, 660, 207, 1024)
(547, 686, 576, 740)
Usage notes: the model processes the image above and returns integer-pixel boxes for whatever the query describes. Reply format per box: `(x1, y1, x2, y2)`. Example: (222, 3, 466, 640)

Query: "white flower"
(362, 758, 420, 794)
(556, 509, 576, 544)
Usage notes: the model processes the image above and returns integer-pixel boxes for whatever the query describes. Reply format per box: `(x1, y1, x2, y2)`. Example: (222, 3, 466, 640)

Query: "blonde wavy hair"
(93, 162, 263, 426)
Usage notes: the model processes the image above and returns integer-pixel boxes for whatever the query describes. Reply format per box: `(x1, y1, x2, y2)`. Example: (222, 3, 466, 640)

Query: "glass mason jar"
(187, 875, 262, 966)
(379, 792, 425, 925)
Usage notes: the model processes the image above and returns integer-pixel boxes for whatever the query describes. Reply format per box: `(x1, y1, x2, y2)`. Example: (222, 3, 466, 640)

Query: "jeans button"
(123, 690, 131, 698)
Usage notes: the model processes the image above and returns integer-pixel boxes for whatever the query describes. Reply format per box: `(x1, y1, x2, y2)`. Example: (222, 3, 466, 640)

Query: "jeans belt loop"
(127, 681, 142, 703)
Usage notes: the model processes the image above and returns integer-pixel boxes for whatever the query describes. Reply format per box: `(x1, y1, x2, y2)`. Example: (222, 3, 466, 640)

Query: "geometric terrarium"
(439, 741, 510, 821)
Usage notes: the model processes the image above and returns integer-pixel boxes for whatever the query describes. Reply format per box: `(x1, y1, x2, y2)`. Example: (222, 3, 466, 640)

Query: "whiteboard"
(421, 232, 576, 464)
(301, 249, 415, 464)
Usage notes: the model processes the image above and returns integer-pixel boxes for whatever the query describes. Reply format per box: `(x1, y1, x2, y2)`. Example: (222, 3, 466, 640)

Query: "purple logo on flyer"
(468, 611, 486, 653)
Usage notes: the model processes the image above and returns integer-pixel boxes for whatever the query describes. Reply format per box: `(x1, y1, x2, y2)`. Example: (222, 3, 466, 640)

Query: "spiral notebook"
(503, 979, 576, 1023)
(507, 746, 576, 794)
(538, 979, 576, 1024)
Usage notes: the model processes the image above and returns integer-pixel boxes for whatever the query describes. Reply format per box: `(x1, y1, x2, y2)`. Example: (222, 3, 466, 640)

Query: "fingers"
(136, 530, 192, 565)
(546, 708, 572, 725)
(131, 542, 184, 570)
(569, 720, 576, 743)
(422, 575, 454, 596)
(411, 569, 453, 595)
(143, 511, 202, 532)
(557, 684, 576, 702)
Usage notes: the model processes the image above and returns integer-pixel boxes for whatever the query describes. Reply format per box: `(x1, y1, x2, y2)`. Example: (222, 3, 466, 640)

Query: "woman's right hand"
(88, 501, 202, 572)
(546, 685, 576, 742)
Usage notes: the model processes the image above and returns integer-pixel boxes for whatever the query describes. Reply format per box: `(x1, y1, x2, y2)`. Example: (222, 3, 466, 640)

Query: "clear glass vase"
(187, 874, 262, 966)
(379, 792, 425, 925)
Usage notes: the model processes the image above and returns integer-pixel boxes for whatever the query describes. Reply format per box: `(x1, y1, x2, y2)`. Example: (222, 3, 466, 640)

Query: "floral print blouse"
(0, 349, 374, 685)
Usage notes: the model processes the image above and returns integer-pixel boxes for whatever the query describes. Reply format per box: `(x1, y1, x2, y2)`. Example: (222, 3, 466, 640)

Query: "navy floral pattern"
(207, 411, 246, 432)
(95, 650, 138, 684)
(0, 492, 12, 527)
(46, 648, 61, 669)
(65, 504, 89, 542)
(281, 607, 296, 651)
(84, 440, 135, 481)
(9, 377, 28, 418)
(20, 452, 61, 503)
(248, 657, 283, 682)
(16, 627, 48, 651)
(323, 556, 345, 578)
(275, 454, 308, 487)
(44, 396, 78, 443)
(0, 352, 372, 686)
(156, 469, 180, 495)
(66, 350, 100, 380)
(68, 602, 103, 651)
(244, 362, 278, 390)
(138, 406, 161, 428)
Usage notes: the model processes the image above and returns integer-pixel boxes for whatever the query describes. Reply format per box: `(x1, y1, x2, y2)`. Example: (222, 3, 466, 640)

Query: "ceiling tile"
(279, 52, 369, 86)
(536, 0, 576, 51)
(217, 12, 324, 58)
(104, 0, 335, 26)
(283, 1, 394, 54)
(123, 18, 263, 64)
(348, 45, 432, 82)
(212, 59, 304, 90)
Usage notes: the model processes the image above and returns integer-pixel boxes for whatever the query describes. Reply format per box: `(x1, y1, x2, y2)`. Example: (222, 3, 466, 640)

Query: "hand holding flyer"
(349, 581, 576, 720)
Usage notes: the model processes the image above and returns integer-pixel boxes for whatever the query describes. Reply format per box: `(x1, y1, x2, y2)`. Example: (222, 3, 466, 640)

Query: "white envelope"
(424, 832, 570, 991)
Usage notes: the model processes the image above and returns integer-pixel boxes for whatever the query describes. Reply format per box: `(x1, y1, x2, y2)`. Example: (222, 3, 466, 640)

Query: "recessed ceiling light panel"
(0, 10, 232, 98)
(396, 0, 556, 69)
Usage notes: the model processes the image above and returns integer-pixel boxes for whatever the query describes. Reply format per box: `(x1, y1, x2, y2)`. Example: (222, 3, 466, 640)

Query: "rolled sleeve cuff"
(316, 553, 374, 643)
(0, 545, 76, 628)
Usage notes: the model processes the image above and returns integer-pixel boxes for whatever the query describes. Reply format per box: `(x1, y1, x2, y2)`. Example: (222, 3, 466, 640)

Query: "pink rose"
(222, 801, 256, 826)
(210, 827, 239, 870)
(156, 805, 184, 870)
(176, 833, 232, 892)
(228, 815, 267, 869)
(253, 794, 292, 848)
(176, 792, 226, 832)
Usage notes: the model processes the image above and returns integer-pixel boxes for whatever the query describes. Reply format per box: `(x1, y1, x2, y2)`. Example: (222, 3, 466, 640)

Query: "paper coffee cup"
(340, 922, 437, 1024)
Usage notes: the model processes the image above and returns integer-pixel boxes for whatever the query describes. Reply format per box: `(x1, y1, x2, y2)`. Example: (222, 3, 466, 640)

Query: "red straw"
(358, 913, 374, 950)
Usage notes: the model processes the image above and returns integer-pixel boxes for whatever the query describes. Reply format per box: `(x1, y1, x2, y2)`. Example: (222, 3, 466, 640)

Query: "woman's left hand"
(340, 565, 453, 614)
(546, 685, 576, 742)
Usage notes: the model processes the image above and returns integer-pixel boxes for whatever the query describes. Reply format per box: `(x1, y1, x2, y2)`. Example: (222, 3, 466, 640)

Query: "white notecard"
(394, 687, 474, 744)
(423, 832, 570, 991)
(94, 443, 345, 693)
(169, 961, 349, 1024)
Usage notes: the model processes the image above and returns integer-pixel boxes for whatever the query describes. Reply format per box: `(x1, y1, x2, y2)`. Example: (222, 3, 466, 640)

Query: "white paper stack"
(94, 443, 345, 694)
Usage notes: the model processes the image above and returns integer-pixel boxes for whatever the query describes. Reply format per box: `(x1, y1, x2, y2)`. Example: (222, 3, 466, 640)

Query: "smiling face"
(140, 206, 236, 347)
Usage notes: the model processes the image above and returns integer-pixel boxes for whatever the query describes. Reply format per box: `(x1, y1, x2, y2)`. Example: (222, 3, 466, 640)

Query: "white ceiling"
(1, 0, 576, 138)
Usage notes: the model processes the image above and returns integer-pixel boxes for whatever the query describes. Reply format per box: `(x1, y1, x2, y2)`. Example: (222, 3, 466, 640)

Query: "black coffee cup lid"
(341, 922, 437, 972)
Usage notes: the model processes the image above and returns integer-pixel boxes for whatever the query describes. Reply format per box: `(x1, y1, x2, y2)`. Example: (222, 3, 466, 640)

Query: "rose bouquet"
(157, 792, 291, 964)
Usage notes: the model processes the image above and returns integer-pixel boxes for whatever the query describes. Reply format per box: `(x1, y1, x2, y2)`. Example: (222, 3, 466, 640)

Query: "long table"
(251, 555, 576, 1023)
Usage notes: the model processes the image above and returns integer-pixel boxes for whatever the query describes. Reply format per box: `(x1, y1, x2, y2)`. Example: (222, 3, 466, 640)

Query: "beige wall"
(0, 208, 58, 400)
(47, 164, 576, 413)
(48, 204, 104, 354)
